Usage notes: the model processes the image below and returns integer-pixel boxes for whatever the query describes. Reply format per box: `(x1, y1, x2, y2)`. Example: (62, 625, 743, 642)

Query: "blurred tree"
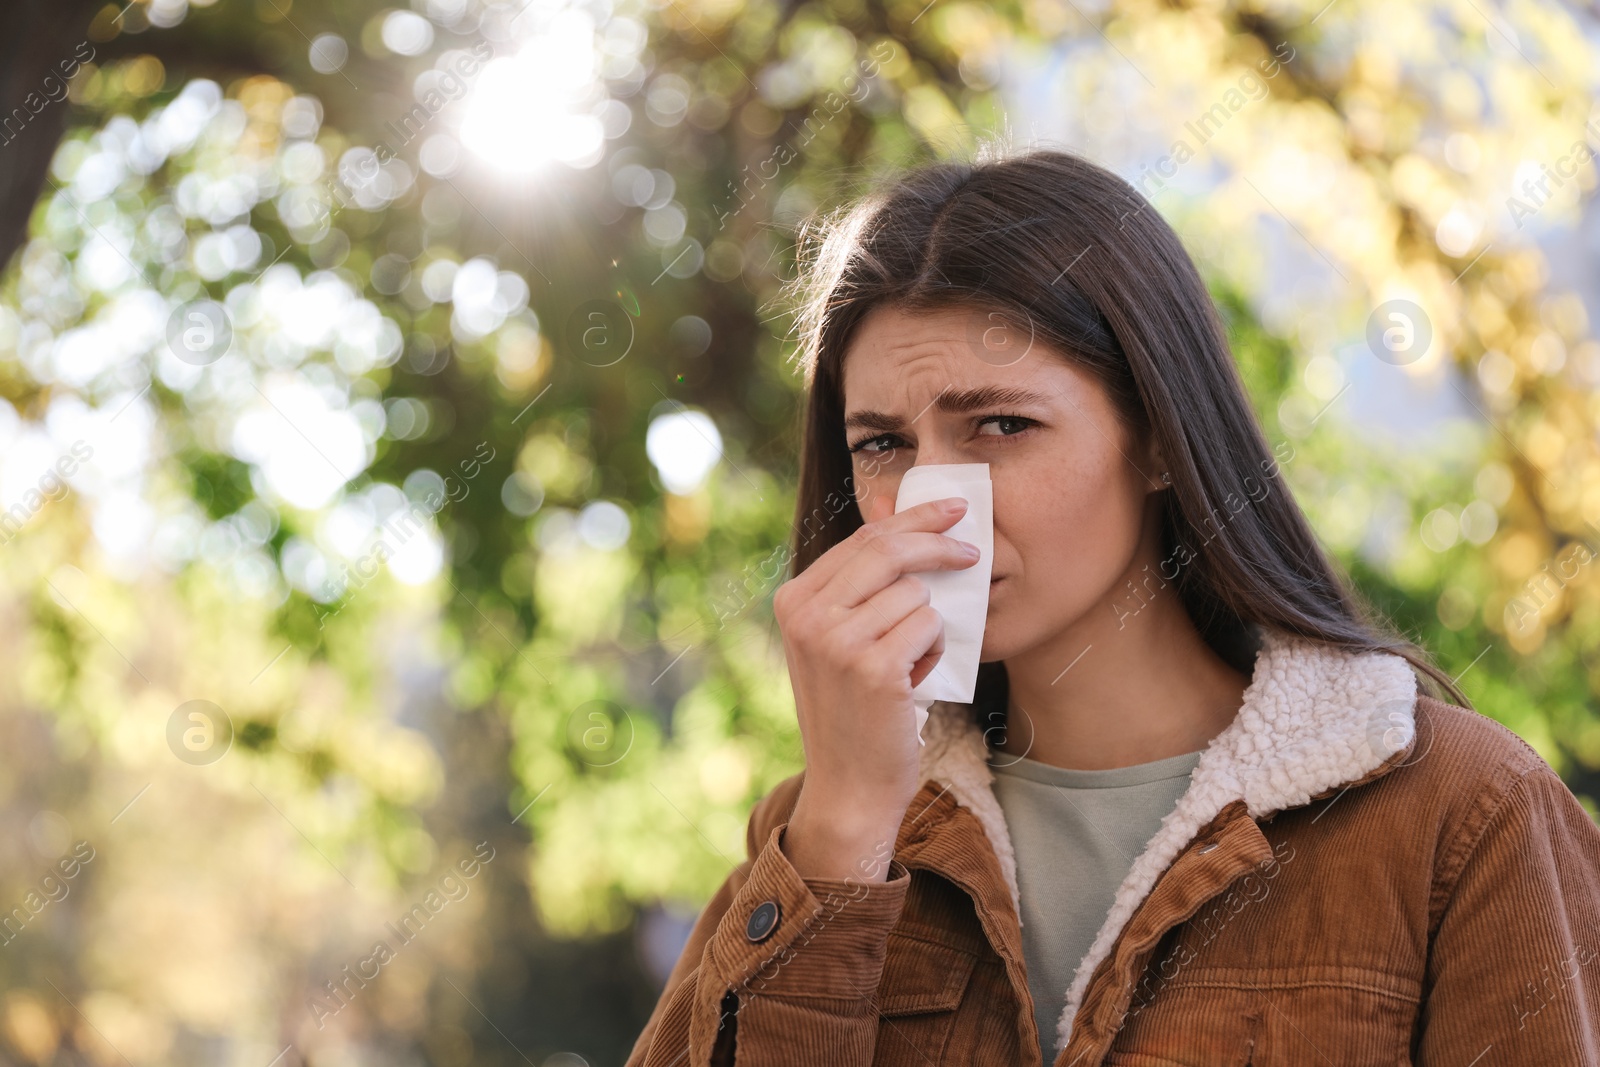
(0, 0, 105, 270)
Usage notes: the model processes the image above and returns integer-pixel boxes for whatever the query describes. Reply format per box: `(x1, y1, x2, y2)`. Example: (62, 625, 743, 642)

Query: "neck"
(995, 573, 1250, 772)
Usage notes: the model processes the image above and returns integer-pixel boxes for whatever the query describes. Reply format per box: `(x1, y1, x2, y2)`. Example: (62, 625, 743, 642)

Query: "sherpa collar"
(912, 625, 1420, 1054)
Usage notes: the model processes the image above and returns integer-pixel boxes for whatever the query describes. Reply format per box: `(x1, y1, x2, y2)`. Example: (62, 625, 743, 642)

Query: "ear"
(1140, 432, 1169, 494)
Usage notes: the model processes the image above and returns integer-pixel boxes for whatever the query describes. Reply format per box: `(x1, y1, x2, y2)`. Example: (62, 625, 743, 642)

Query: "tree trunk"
(0, 0, 105, 273)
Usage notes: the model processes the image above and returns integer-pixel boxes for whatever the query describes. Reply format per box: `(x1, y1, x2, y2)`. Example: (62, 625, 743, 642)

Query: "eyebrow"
(843, 384, 1055, 434)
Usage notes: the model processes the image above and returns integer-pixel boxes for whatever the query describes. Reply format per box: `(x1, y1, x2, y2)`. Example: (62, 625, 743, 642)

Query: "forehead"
(841, 302, 1059, 401)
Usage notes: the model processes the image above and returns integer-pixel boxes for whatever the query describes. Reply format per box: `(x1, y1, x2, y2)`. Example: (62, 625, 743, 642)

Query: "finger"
(828, 574, 930, 646)
(806, 575, 934, 668)
(881, 494, 968, 532)
(889, 604, 945, 688)
(824, 523, 979, 612)
(909, 642, 945, 689)
(804, 496, 969, 587)
(795, 489, 899, 589)
(787, 498, 974, 632)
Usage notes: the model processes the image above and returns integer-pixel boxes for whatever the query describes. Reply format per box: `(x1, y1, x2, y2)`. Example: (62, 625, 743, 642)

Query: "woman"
(625, 147, 1600, 1066)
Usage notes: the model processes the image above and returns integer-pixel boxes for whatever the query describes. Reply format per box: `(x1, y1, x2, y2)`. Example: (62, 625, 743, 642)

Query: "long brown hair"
(774, 144, 1470, 722)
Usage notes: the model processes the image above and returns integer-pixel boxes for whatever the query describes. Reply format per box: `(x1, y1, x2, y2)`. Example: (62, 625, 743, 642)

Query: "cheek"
(997, 455, 1147, 607)
(851, 468, 888, 519)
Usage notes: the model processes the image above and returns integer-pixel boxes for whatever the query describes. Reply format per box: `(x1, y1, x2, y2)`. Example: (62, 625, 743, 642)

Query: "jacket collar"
(912, 625, 1419, 1054)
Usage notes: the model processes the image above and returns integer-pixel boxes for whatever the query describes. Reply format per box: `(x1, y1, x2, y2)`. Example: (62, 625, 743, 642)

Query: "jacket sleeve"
(625, 780, 913, 1067)
(1415, 761, 1600, 1064)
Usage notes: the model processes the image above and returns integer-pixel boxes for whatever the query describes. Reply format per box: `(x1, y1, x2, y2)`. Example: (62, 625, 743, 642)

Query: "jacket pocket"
(1105, 975, 1416, 1067)
(874, 930, 978, 1064)
(877, 929, 978, 1013)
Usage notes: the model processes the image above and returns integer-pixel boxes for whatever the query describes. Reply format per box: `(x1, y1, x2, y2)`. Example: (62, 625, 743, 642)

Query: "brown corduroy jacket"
(625, 628, 1600, 1066)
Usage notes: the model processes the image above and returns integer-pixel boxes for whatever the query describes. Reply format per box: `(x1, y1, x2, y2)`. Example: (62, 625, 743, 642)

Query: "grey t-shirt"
(987, 747, 1204, 1066)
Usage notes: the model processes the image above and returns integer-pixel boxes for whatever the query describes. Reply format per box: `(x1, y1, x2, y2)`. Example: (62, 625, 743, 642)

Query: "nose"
(914, 452, 971, 476)
(908, 445, 962, 468)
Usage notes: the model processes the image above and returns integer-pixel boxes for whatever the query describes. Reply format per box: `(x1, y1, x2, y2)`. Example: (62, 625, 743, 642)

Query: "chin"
(979, 627, 1023, 664)
(981, 599, 1090, 663)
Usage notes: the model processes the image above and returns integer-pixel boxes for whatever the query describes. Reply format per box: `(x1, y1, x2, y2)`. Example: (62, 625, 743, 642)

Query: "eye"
(976, 415, 1037, 438)
(848, 433, 906, 455)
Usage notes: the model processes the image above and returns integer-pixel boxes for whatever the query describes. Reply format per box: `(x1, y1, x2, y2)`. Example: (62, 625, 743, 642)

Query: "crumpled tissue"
(892, 463, 994, 745)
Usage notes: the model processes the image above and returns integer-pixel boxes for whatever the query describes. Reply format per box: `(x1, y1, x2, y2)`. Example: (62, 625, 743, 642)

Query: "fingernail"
(944, 497, 966, 512)
(961, 541, 980, 558)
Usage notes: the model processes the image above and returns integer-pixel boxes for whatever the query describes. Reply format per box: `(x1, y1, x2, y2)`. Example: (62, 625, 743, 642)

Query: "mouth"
(989, 575, 1004, 585)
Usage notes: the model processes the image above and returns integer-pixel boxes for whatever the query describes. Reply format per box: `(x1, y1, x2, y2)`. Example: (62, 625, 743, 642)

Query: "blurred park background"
(0, 0, 1598, 1063)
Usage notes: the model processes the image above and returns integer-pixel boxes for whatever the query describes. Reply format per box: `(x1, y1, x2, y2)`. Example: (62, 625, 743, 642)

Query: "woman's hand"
(773, 492, 982, 881)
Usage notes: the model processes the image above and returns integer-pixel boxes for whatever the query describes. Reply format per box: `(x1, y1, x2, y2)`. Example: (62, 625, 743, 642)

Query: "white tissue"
(893, 464, 994, 745)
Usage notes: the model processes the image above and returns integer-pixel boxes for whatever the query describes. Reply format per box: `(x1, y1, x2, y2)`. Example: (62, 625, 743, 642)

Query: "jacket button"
(746, 900, 781, 943)
(1196, 841, 1219, 854)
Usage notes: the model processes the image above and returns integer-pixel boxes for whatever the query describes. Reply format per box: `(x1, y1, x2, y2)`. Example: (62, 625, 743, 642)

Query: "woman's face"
(839, 301, 1165, 662)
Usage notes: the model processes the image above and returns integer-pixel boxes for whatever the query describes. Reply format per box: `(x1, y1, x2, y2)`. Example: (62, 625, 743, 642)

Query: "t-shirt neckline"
(985, 747, 1205, 789)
